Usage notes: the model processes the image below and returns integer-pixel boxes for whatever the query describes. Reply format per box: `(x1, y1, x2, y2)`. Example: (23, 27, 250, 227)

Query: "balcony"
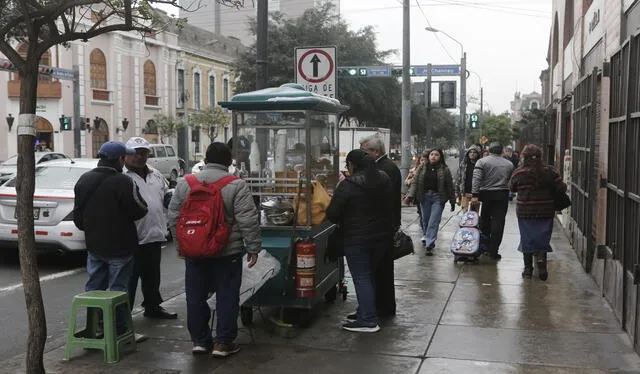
(92, 89, 110, 101)
(145, 95, 160, 106)
(8, 80, 62, 98)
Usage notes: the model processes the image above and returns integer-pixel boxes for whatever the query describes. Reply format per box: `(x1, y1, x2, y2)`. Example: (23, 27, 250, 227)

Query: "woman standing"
(509, 144, 567, 281)
(405, 149, 455, 256)
(327, 149, 393, 333)
(405, 154, 426, 242)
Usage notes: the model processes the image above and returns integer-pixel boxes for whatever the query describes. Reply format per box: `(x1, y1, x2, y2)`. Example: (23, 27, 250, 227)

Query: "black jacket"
(74, 163, 148, 257)
(375, 155, 402, 230)
(326, 171, 393, 246)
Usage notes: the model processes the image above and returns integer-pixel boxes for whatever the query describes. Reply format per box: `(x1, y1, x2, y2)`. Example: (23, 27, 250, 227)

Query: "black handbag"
(392, 230, 414, 260)
(325, 225, 344, 263)
(553, 189, 571, 211)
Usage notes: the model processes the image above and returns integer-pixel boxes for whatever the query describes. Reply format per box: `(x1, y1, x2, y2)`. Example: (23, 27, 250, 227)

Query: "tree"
(411, 105, 458, 153)
(480, 114, 515, 146)
(0, 1, 239, 372)
(233, 3, 401, 127)
(189, 106, 230, 142)
(516, 108, 545, 146)
(152, 113, 185, 143)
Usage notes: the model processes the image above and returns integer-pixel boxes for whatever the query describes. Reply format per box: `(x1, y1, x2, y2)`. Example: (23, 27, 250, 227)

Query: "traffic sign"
(431, 65, 461, 76)
(295, 46, 336, 98)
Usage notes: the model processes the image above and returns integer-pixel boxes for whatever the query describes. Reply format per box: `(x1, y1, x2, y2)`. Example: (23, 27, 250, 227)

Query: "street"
(0, 242, 185, 362)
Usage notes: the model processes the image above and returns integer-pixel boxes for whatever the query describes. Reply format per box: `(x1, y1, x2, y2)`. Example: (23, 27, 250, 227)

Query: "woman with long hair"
(405, 154, 427, 242)
(509, 144, 567, 280)
(405, 148, 455, 256)
(326, 149, 393, 333)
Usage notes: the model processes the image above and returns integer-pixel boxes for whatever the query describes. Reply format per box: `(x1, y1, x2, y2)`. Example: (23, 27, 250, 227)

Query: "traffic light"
(59, 115, 71, 131)
(469, 113, 480, 129)
(337, 67, 368, 77)
(438, 81, 456, 109)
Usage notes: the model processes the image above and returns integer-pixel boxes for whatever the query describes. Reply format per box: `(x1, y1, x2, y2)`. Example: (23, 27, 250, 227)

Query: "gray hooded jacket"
(167, 163, 261, 257)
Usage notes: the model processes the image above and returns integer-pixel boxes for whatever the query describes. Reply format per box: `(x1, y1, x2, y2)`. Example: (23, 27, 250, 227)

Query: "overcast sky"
(159, 0, 552, 113)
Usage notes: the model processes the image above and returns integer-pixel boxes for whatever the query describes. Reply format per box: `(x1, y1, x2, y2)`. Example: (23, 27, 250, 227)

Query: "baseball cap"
(97, 141, 136, 159)
(126, 137, 151, 151)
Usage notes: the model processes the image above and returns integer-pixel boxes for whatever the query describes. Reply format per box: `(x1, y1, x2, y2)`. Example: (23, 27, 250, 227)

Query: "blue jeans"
(185, 255, 242, 346)
(420, 191, 444, 248)
(85, 252, 134, 335)
(345, 242, 387, 326)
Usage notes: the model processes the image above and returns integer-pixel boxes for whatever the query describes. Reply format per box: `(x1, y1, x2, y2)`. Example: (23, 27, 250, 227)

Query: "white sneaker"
(134, 333, 148, 343)
(342, 321, 381, 333)
(421, 236, 426, 243)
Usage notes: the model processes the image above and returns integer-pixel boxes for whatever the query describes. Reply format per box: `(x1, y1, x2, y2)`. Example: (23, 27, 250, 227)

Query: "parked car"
(0, 158, 174, 254)
(147, 144, 181, 184)
(0, 152, 69, 185)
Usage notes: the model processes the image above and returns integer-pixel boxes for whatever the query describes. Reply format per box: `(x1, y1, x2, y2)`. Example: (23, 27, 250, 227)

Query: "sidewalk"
(3, 204, 640, 373)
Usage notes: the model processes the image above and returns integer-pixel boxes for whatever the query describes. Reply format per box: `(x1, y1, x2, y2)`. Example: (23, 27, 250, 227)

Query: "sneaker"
(134, 333, 148, 343)
(345, 312, 357, 321)
(192, 345, 210, 355)
(342, 321, 380, 333)
(421, 236, 426, 243)
(211, 343, 240, 358)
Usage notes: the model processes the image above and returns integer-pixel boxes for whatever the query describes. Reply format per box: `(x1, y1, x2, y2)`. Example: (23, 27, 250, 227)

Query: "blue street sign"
(51, 67, 74, 80)
(431, 65, 461, 76)
(367, 66, 390, 77)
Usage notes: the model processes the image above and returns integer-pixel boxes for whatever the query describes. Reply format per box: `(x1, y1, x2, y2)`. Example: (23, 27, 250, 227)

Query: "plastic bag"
(207, 250, 281, 309)
(450, 227, 481, 255)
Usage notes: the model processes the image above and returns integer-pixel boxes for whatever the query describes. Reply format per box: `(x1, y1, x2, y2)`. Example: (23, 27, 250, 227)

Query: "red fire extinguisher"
(295, 241, 316, 298)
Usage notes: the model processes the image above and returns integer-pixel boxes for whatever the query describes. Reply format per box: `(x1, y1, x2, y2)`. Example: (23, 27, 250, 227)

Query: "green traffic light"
(348, 68, 357, 76)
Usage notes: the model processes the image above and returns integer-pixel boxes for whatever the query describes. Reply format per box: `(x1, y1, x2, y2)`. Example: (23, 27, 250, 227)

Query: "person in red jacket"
(509, 144, 567, 281)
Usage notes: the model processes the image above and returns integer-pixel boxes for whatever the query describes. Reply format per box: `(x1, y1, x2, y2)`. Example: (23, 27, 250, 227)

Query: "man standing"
(124, 137, 177, 320)
(359, 135, 401, 317)
(73, 141, 148, 336)
(471, 142, 514, 260)
(503, 145, 519, 201)
(168, 142, 261, 358)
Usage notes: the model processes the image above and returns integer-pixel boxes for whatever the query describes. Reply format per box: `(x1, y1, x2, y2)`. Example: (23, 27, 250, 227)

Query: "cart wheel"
(324, 285, 338, 303)
(297, 309, 312, 328)
(240, 306, 253, 326)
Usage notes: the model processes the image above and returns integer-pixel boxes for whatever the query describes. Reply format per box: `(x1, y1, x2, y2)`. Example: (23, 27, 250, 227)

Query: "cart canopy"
(219, 83, 349, 113)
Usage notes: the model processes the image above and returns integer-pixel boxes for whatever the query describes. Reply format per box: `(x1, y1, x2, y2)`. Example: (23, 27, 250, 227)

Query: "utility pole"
(459, 52, 467, 156)
(425, 64, 432, 149)
(480, 86, 484, 115)
(256, 0, 268, 90)
(72, 65, 81, 158)
(400, 0, 411, 187)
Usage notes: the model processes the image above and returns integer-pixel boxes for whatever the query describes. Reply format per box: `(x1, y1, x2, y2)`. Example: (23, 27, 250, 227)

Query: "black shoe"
(346, 312, 357, 321)
(144, 306, 178, 319)
(488, 253, 502, 261)
(522, 267, 533, 279)
(536, 252, 548, 281)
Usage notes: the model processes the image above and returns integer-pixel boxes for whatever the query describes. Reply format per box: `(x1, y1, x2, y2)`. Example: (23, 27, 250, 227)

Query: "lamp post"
(425, 27, 467, 154)
(468, 70, 483, 115)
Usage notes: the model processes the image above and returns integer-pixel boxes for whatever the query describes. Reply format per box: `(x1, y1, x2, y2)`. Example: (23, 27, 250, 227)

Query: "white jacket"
(124, 165, 168, 245)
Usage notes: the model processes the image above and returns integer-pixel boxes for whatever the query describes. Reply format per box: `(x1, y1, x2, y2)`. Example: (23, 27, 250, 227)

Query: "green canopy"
(219, 83, 349, 113)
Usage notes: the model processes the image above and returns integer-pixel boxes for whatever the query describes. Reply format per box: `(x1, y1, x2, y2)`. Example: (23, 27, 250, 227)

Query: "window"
(177, 69, 185, 109)
(193, 126, 201, 154)
(166, 146, 176, 157)
(209, 75, 216, 108)
(223, 77, 229, 101)
(154, 146, 167, 158)
(90, 49, 109, 101)
(144, 60, 158, 106)
(194, 72, 201, 110)
(15, 43, 52, 82)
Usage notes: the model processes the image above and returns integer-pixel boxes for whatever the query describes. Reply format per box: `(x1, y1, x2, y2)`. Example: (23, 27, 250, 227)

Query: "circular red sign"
(297, 49, 334, 84)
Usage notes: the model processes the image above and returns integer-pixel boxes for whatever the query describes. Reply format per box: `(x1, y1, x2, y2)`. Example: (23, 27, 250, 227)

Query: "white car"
(0, 152, 69, 185)
(0, 158, 97, 253)
(191, 160, 205, 174)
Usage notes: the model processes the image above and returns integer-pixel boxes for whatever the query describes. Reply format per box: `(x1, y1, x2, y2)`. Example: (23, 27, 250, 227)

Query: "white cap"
(126, 137, 151, 151)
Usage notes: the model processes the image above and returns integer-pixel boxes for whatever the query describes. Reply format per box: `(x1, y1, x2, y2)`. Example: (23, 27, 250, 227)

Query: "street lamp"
(425, 26, 467, 153)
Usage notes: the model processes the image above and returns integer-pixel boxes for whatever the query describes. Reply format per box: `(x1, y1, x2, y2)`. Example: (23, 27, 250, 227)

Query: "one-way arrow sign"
(310, 54, 321, 77)
(295, 46, 337, 98)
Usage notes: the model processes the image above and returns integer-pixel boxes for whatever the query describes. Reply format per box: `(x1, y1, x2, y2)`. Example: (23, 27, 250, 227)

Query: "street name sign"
(295, 46, 336, 98)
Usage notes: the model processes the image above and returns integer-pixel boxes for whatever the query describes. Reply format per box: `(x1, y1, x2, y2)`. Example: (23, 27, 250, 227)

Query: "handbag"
(324, 224, 344, 263)
(553, 188, 571, 211)
(392, 230, 414, 260)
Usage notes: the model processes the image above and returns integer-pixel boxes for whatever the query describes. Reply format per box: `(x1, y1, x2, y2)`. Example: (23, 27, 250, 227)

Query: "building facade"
(182, 0, 340, 46)
(543, 0, 640, 352)
(0, 16, 240, 163)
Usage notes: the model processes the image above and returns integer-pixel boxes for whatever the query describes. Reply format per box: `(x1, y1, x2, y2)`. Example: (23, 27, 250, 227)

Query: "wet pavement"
(2, 205, 640, 374)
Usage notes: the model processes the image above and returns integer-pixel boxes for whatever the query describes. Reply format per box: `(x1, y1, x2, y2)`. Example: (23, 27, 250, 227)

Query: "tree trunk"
(18, 67, 47, 374)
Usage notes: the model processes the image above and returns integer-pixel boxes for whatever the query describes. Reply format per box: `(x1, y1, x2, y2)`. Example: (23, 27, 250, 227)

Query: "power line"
(415, 0, 459, 63)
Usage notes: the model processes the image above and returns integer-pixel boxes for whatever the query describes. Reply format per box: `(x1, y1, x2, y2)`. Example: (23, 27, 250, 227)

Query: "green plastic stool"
(64, 291, 136, 363)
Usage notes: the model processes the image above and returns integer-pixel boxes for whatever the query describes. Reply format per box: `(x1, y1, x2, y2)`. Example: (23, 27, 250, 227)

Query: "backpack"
(176, 174, 238, 258)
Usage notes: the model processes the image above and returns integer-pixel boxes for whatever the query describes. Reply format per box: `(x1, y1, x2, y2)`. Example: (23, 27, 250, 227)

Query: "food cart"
(219, 83, 349, 327)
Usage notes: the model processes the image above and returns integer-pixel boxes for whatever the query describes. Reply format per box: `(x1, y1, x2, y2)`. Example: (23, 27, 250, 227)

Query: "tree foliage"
(189, 106, 230, 142)
(0, 1, 238, 373)
(411, 105, 458, 152)
(233, 3, 401, 127)
(151, 113, 184, 143)
(515, 108, 545, 146)
(480, 113, 515, 146)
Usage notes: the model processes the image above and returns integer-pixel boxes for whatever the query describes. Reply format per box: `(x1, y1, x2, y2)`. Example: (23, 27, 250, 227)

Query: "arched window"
(90, 49, 109, 101)
(563, 0, 574, 48)
(209, 74, 216, 108)
(144, 60, 158, 106)
(194, 72, 201, 110)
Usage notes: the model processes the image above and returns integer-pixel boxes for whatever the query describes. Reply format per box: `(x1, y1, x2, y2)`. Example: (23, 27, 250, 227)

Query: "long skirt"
(517, 218, 553, 253)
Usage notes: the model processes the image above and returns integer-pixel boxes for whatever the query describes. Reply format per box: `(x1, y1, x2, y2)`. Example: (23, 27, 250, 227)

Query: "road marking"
(0, 268, 84, 294)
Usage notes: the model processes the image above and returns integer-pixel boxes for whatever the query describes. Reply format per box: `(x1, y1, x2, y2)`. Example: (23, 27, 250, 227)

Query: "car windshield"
(4, 165, 92, 189)
(2, 155, 18, 166)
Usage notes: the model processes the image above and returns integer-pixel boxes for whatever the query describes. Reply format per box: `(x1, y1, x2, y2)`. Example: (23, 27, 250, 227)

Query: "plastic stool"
(64, 291, 136, 363)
